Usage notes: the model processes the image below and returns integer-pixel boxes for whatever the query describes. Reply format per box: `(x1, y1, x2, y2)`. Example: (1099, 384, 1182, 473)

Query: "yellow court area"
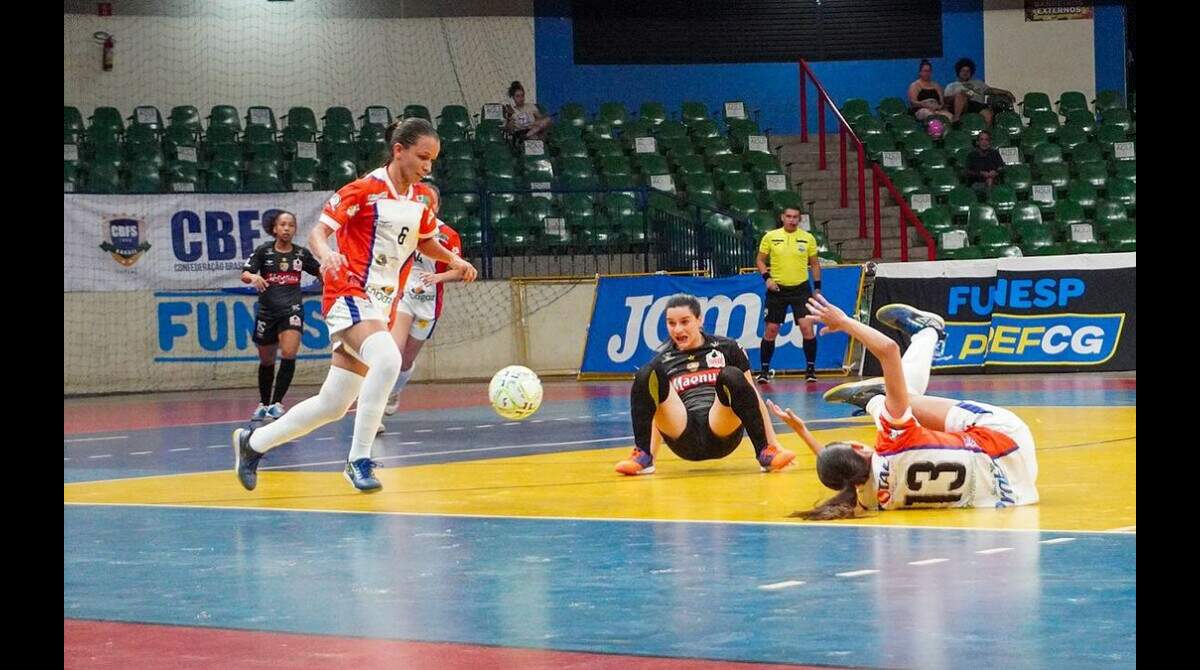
(65, 406, 1135, 533)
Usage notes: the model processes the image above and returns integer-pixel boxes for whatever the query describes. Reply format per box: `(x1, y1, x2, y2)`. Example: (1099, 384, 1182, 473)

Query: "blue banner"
(581, 267, 863, 375)
(154, 289, 330, 363)
(867, 255, 1136, 374)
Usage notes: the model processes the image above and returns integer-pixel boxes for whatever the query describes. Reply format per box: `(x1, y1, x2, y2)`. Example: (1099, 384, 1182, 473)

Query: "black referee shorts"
(764, 283, 814, 325)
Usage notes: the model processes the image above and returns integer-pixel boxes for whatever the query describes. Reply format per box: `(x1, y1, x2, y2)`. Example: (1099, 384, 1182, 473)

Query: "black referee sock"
(257, 363, 275, 405)
(803, 337, 818, 370)
(630, 363, 669, 455)
(715, 367, 770, 454)
(271, 358, 296, 405)
(760, 339, 776, 372)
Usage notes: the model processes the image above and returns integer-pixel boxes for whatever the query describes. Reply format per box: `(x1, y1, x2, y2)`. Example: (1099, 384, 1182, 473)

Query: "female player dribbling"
(232, 119, 477, 493)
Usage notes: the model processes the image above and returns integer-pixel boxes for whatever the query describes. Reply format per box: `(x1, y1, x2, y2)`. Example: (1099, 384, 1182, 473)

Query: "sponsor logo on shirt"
(671, 369, 720, 393)
(876, 460, 892, 505)
(289, 315, 301, 327)
(346, 204, 360, 218)
(705, 349, 726, 369)
(686, 362, 700, 371)
(328, 193, 341, 208)
(367, 193, 386, 203)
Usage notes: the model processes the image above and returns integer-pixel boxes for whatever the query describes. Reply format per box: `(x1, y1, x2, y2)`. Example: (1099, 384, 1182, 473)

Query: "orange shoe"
(615, 448, 655, 475)
(757, 445, 795, 472)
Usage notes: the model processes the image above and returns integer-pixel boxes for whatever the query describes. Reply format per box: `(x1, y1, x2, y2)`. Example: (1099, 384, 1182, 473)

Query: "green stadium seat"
(438, 104, 472, 131)
(245, 106, 278, 131)
(977, 226, 1015, 256)
(326, 159, 358, 189)
(1028, 110, 1060, 136)
(923, 167, 958, 197)
(556, 102, 588, 129)
(165, 160, 200, 192)
(1093, 90, 1124, 114)
(245, 159, 283, 192)
(127, 160, 162, 194)
(638, 101, 668, 125)
(680, 101, 710, 126)
(1057, 91, 1089, 116)
(958, 113, 987, 138)
(597, 102, 629, 129)
(1033, 142, 1064, 166)
(876, 97, 908, 121)
(946, 186, 978, 220)
(129, 105, 164, 130)
(323, 106, 355, 132)
(208, 105, 241, 131)
(403, 104, 431, 121)
(1020, 92, 1053, 118)
(1106, 177, 1136, 213)
(360, 105, 392, 129)
(126, 142, 165, 170)
(1063, 109, 1096, 134)
(1101, 108, 1134, 134)
(1004, 163, 1032, 199)
(1055, 125, 1089, 156)
(65, 106, 85, 136)
(168, 106, 203, 133)
(918, 206, 955, 236)
(987, 184, 1017, 219)
(1105, 221, 1136, 252)
(89, 106, 124, 134)
(283, 107, 318, 134)
(1075, 161, 1108, 190)
(288, 159, 321, 191)
(1066, 181, 1098, 211)
(841, 98, 871, 124)
(205, 161, 241, 193)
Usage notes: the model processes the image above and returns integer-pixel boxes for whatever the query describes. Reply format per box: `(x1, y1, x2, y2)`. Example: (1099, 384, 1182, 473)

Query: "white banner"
(65, 192, 330, 292)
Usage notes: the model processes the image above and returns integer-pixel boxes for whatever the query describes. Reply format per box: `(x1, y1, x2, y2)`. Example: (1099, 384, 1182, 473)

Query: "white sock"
(392, 367, 415, 396)
(901, 328, 939, 396)
(249, 366, 363, 454)
(348, 331, 403, 461)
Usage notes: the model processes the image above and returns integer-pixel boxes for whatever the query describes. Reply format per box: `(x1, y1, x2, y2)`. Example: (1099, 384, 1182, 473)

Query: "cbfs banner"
(155, 289, 331, 363)
(865, 253, 1135, 374)
(65, 192, 329, 291)
(581, 267, 864, 375)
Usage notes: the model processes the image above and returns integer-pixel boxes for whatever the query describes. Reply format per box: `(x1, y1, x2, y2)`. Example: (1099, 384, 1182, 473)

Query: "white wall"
(64, 8, 535, 124)
(984, 0, 1096, 105)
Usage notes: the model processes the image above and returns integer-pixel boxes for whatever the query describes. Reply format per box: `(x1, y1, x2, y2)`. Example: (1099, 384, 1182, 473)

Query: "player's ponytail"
(791, 442, 871, 520)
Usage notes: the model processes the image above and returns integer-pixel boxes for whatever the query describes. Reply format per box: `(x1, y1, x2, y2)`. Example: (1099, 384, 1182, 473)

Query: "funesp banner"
(864, 253, 1135, 374)
(581, 267, 864, 375)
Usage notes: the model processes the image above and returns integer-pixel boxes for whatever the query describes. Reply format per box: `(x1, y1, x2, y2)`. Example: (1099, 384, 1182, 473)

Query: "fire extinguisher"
(93, 31, 113, 71)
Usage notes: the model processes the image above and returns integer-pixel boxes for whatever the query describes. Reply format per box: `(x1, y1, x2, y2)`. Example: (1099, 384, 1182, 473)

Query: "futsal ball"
(926, 118, 946, 139)
(488, 365, 543, 420)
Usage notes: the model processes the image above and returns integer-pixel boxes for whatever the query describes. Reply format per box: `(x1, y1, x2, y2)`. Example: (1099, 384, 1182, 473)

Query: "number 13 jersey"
(318, 167, 438, 317)
(858, 404, 1039, 511)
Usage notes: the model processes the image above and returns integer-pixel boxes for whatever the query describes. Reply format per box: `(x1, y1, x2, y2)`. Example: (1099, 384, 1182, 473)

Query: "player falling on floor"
(240, 209, 322, 422)
(232, 118, 477, 493)
(766, 296, 1039, 519)
(378, 183, 465, 427)
(614, 294, 796, 476)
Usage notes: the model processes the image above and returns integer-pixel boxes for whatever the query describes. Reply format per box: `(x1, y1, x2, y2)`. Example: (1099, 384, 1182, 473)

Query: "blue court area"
(65, 374, 1136, 668)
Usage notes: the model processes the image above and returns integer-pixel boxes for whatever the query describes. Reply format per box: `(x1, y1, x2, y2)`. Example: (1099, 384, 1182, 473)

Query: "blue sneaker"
(615, 448, 655, 476)
(232, 427, 263, 491)
(875, 303, 946, 339)
(251, 404, 269, 422)
(344, 458, 383, 492)
(266, 403, 285, 420)
(823, 378, 886, 412)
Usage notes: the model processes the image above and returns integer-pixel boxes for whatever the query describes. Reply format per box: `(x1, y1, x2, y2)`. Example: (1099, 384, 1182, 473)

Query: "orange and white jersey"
(857, 401, 1039, 511)
(397, 221, 462, 321)
(318, 168, 438, 321)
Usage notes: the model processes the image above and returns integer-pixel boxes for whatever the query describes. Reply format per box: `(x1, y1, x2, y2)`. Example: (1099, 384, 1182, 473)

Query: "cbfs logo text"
(170, 208, 286, 272)
(156, 293, 329, 360)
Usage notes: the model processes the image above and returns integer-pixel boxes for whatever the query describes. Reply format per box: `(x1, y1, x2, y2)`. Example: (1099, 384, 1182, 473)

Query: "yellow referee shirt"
(758, 228, 819, 286)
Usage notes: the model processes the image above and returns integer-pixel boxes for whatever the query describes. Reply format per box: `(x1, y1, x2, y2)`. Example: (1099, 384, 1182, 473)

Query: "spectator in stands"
(908, 60, 953, 123)
(965, 130, 1004, 195)
(944, 58, 1015, 127)
(503, 81, 552, 142)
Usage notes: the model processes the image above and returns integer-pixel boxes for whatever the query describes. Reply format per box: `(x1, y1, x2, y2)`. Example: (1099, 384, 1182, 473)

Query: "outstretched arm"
(805, 294, 909, 419)
(766, 399, 823, 455)
(416, 237, 478, 282)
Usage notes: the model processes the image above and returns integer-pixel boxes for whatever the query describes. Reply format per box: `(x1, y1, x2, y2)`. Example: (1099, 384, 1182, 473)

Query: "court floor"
(64, 372, 1135, 669)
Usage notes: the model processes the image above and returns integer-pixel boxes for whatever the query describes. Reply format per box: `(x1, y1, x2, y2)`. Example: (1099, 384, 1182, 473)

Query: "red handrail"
(873, 164, 937, 261)
(797, 59, 937, 261)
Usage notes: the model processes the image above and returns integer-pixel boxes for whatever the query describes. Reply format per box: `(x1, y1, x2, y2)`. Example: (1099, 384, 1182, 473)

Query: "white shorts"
(395, 294, 439, 341)
(944, 400, 1039, 498)
(325, 295, 390, 358)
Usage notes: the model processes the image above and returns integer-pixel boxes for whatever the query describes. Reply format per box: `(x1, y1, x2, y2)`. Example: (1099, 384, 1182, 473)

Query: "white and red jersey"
(397, 220, 462, 321)
(857, 403, 1038, 512)
(318, 168, 438, 321)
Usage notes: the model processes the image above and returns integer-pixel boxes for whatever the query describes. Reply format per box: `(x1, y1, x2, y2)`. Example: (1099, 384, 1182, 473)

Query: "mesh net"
(63, 6, 564, 395)
(64, 6, 535, 121)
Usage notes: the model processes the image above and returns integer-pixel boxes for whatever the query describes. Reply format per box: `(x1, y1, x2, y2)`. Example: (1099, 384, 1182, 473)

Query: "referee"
(755, 206, 822, 383)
